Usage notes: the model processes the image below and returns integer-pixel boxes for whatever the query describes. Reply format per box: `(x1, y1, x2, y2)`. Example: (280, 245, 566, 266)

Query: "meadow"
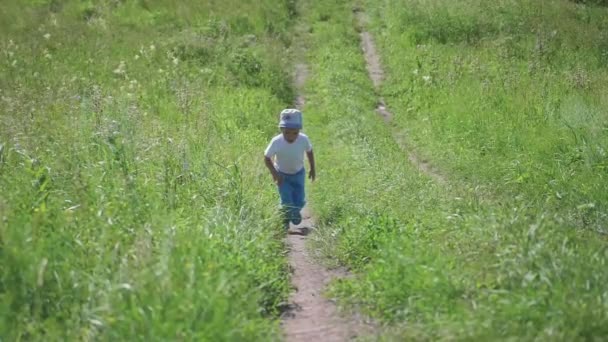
(1, 1, 297, 340)
(299, 0, 608, 340)
(2, 0, 608, 341)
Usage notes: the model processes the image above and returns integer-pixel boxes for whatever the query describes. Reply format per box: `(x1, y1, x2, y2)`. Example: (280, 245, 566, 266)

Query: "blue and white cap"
(278, 108, 302, 129)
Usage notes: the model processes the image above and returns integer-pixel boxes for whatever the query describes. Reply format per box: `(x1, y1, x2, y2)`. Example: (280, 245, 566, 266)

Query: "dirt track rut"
(356, 9, 445, 183)
(281, 60, 372, 341)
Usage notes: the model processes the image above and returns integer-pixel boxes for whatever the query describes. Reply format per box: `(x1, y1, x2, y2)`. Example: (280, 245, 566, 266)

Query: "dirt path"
(281, 7, 446, 340)
(355, 9, 445, 183)
(281, 60, 372, 341)
(294, 63, 308, 109)
(282, 209, 362, 341)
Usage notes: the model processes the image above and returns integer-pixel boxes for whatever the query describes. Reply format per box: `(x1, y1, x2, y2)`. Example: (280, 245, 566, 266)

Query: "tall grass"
(370, 0, 608, 233)
(299, 0, 608, 340)
(0, 1, 296, 339)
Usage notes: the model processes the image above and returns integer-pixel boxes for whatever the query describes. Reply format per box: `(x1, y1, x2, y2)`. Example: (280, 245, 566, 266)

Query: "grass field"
(300, 0, 608, 340)
(1, 1, 297, 340)
(2, 0, 607, 341)
(368, 0, 608, 233)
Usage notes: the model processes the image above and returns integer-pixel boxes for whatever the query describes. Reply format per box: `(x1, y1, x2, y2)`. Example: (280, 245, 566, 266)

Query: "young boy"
(264, 108, 316, 229)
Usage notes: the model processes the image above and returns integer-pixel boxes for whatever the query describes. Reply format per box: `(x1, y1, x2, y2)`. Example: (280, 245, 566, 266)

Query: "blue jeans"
(278, 168, 306, 227)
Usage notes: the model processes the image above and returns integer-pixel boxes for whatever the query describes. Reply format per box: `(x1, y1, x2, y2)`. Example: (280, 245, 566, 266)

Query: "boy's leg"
(290, 168, 306, 225)
(277, 174, 295, 229)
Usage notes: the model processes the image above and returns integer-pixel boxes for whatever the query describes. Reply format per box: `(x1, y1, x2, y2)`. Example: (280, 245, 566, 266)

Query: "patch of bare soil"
(294, 63, 308, 109)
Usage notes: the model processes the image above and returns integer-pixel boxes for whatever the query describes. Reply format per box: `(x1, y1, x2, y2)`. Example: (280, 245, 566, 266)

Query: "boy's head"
(278, 109, 303, 143)
(278, 108, 302, 129)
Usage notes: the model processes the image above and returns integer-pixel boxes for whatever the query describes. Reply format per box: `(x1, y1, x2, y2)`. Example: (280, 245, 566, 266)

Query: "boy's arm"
(264, 155, 282, 185)
(306, 150, 316, 181)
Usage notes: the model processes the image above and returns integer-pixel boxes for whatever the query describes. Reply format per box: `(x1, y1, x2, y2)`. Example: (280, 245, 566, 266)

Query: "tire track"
(355, 9, 446, 183)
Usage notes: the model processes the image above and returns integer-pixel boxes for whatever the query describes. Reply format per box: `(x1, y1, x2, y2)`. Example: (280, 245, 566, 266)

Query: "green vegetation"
(0, 1, 296, 339)
(369, 0, 608, 232)
(2, 0, 607, 340)
(299, 0, 608, 340)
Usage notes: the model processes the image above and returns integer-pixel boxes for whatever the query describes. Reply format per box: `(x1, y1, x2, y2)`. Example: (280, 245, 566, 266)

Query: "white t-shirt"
(264, 133, 313, 174)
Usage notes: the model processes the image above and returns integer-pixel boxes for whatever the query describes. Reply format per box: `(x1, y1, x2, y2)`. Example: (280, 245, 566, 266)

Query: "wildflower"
(134, 54, 140, 60)
(128, 79, 138, 90)
(113, 61, 126, 75)
(117, 283, 133, 291)
(150, 44, 156, 51)
(43, 33, 51, 40)
(422, 75, 432, 83)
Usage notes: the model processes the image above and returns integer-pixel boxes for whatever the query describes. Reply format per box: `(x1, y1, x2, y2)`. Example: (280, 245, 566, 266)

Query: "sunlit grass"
(3, 0, 607, 339)
(0, 0, 295, 339)
(301, 0, 608, 340)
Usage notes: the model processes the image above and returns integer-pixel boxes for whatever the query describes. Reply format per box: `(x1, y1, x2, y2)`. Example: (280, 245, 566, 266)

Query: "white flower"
(422, 75, 432, 83)
(134, 54, 140, 60)
(113, 61, 126, 75)
(149, 44, 155, 51)
(43, 33, 51, 40)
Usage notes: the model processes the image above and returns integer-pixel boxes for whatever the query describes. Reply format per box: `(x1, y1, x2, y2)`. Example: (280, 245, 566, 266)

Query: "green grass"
(368, 0, 608, 233)
(298, 0, 608, 340)
(0, 1, 297, 340)
(3, 0, 608, 340)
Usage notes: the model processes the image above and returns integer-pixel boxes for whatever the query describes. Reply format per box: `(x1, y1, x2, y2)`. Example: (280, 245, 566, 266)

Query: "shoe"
(290, 210, 302, 225)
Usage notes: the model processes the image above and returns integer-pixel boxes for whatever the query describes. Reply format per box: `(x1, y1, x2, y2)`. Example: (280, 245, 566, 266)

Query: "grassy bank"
(367, 0, 608, 233)
(0, 1, 296, 339)
(300, 0, 608, 340)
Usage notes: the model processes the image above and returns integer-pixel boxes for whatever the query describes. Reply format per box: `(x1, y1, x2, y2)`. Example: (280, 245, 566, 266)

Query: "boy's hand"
(264, 156, 283, 186)
(306, 150, 316, 182)
(308, 168, 316, 182)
